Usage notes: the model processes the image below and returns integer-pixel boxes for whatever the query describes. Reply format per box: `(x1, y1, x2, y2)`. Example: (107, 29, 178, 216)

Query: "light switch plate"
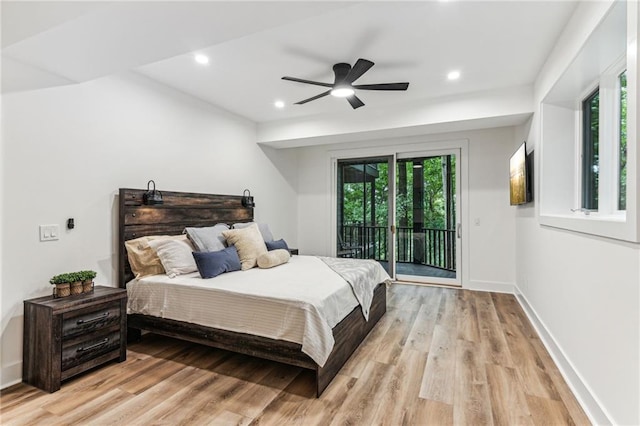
(39, 224, 59, 241)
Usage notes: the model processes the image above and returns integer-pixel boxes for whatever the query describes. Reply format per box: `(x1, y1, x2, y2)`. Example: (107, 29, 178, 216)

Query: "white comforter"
(127, 255, 390, 366)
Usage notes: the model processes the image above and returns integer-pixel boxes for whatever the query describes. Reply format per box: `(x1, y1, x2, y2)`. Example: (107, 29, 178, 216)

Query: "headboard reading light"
(143, 180, 163, 205)
(241, 189, 255, 208)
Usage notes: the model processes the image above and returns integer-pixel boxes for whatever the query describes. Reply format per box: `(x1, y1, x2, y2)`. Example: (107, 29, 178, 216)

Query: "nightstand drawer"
(62, 302, 121, 339)
(61, 330, 120, 371)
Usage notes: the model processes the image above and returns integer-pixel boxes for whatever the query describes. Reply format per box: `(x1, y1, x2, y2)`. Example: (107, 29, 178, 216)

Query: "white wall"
(293, 126, 517, 292)
(516, 1, 640, 424)
(0, 72, 298, 387)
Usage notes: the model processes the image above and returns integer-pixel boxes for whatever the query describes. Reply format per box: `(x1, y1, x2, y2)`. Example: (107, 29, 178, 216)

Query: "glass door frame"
(329, 138, 469, 288)
(334, 155, 396, 276)
(394, 148, 462, 287)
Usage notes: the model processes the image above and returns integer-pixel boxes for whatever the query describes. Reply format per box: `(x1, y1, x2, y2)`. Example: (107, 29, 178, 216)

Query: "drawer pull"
(76, 312, 110, 325)
(77, 338, 109, 353)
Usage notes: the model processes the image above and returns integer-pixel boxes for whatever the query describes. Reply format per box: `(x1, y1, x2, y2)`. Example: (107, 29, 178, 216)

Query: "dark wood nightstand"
(23, 286, 127, 392)
(289, 248, 299, 255)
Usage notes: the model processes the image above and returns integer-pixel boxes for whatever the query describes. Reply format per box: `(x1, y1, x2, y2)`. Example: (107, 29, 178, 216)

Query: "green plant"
(49, 270, 97, 285)
(49, 272, 75, 285)
(79, 270, 97, 281)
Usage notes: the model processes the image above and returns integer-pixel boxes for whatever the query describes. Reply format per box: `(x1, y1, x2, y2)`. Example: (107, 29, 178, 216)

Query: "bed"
(118, 188, 387, 396)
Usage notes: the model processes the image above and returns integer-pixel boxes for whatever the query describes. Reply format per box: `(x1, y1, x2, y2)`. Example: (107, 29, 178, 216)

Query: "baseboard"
(514, 286, 613, 426)
(466, 279, 516, 294)
(1, 361, 22, 390)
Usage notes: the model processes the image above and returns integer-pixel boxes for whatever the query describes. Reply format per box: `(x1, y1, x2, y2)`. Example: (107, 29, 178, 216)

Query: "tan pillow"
(257, 249, 290, 269)
(125, 234, 188, 278)
(222, 223, 267, 270)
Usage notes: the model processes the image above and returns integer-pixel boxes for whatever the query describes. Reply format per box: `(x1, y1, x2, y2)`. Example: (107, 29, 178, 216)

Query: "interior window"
(582, 88, 599, 210)
(539, 0, 635, 242)
(618, 70, 627, 211)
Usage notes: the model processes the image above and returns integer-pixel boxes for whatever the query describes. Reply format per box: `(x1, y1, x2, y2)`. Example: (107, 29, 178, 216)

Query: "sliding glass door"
(336, 149, 461, 286)
(336, 157, 393, 275)
(395, 150, 460, 286)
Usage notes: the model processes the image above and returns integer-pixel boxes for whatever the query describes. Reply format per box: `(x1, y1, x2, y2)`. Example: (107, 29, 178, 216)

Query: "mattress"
(127, 255, 387, 366)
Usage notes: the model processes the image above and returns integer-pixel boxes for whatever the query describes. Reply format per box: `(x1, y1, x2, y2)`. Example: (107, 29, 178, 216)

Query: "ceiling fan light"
(331, 86, 355, 98)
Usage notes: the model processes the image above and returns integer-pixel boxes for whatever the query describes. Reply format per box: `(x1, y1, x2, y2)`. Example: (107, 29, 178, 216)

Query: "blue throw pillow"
(265, 239, 289, 251)
(192, 246, 241, 278)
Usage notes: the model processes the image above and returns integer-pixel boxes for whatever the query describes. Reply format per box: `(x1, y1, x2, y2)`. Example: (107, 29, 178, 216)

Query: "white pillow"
(125, 234, 187, 278)
(148, 238, 197, 278)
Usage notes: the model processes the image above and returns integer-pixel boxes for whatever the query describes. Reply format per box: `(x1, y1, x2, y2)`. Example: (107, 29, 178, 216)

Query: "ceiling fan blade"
(282, 76, 333, 88)
(294, 90, 331, 105)
(345, 58, 374, 83)
(353, 82, 409, 91)
(346, 94, 365, 109)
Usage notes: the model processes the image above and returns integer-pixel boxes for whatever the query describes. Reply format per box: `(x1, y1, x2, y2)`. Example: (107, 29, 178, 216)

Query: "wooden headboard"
(118, 188, 253, 288)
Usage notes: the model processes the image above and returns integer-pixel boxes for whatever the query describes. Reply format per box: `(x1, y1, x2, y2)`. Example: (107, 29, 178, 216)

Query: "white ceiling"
(2, 1, 578, 124)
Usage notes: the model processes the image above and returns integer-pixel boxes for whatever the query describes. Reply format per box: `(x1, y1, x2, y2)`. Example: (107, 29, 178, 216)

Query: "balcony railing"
(340, 224, 456, 271)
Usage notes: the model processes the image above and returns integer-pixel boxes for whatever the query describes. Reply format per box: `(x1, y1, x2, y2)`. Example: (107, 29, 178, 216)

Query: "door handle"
(457, 223, 461, 238)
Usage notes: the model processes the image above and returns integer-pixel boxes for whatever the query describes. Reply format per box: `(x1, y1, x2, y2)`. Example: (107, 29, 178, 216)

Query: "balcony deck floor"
(377, 261, 456, 279)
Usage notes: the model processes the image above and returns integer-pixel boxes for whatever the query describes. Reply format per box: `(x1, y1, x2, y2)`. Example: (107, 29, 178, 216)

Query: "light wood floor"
(1, 284, 590, 425)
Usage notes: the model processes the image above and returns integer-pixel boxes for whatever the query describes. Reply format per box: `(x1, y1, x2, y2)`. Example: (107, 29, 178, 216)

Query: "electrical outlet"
(39, 225, 59, 242)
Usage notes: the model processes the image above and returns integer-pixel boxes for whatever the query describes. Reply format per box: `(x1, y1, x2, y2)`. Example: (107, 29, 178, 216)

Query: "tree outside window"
(582, 89, 599, 210)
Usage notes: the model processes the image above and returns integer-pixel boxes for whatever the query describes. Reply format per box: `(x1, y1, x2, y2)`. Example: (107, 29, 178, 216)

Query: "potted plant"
(50, 270, 97, 297)
(80, 270, 97, 293)
(68, 272, 84, 295)
(50, 273, 73, 298)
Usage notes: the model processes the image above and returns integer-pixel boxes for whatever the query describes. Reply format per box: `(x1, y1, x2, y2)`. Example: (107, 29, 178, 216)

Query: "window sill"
(539, 212, 638, 243)
(551, 211, 625, 221)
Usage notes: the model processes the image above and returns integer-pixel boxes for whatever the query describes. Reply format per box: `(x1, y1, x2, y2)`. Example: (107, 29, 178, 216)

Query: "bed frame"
(118, 188, 386, 396)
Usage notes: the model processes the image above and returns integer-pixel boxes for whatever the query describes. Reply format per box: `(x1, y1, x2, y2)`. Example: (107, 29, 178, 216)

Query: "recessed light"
(274, 100, 285, 109)
(194, 54, 209, 65)
(447, 70, 461, 80)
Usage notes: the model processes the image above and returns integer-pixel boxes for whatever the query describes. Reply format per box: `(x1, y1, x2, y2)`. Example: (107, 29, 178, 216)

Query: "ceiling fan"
(282, 58, 409, 109)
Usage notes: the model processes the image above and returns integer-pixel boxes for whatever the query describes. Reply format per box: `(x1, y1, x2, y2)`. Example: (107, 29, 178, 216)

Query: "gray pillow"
(184, 224, 229, 252)
(232, 222, 274, 242)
